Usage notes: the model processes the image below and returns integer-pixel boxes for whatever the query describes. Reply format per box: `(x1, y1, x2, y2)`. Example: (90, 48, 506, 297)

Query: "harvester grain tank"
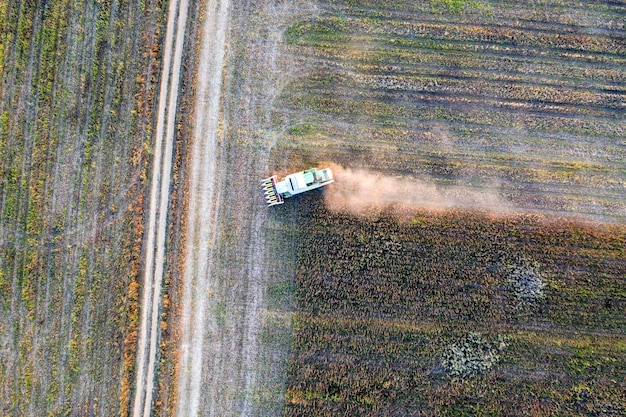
(262, 167, 334, 206)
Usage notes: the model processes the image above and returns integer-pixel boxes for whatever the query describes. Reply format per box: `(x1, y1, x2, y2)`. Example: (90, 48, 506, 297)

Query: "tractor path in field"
(132, 0, 189, 415)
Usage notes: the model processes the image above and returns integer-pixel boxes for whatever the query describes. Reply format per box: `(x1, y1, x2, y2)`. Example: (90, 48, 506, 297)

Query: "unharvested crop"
(284, 197, 626, 416)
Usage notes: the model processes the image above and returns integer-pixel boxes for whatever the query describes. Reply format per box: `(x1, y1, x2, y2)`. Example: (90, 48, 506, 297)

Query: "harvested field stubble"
(0, 0, 166, 414)
(277, 0, 626, 222)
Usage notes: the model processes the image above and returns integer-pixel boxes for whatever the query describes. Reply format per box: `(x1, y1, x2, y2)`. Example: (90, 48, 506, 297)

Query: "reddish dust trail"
(132, 0, 189, 414)
(324, 164, 512, 217)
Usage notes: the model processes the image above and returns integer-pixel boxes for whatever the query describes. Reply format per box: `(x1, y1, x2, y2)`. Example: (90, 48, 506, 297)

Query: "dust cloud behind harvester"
(321, 163, 625, 223)
(323, 164, 513, 217)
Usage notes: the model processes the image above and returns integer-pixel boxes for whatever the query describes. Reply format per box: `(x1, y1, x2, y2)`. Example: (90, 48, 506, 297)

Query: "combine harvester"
(262, 167, 334, 206)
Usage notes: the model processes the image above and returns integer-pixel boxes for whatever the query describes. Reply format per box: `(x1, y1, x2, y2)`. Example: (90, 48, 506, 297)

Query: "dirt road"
(175, 0, 230, 415)
(132, 0, 190, 415)
(174, 1, 306, 416)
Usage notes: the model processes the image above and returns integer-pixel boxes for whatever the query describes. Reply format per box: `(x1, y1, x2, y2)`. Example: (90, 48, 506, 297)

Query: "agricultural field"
(0, 0, 624, 415)
(0, 0, 167, 415)
(269, 0, 626, 416)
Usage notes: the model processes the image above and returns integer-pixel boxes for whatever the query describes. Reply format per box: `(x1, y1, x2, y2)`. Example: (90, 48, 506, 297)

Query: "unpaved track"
(132, 0, 189, 415)
(175, 0, 230, 415)
(175, 1, 305, 416)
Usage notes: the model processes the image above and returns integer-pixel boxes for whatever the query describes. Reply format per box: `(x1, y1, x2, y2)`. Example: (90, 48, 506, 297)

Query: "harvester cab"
(262, 167, 334, 207)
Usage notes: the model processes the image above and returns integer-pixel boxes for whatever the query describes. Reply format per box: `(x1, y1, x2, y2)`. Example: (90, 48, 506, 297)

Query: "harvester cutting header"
(262, 167, 334, 206)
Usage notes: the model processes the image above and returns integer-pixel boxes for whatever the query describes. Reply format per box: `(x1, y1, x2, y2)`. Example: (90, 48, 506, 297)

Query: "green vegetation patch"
(430, 0, 483, 15)
(288, 123, 318, 137)
(285, 17, 350, 46)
